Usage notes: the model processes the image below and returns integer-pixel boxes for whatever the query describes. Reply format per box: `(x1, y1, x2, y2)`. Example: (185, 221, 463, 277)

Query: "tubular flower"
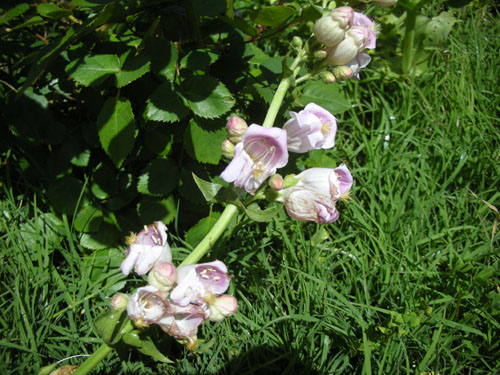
(170, 260, 232, 306)
(220, 124, 288, 194)
(284, 103, 337, 153)
(121, 221, 172, 276)
(127, 286, 169, 328)
(284, 188, 340, 224)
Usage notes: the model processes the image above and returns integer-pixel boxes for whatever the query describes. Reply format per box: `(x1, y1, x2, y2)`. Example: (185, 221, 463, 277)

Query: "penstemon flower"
(284, 188, 340, 223)
(284, 103, 337, 153)
(121, 221, 172, 276)
(220, 124, 288, 194)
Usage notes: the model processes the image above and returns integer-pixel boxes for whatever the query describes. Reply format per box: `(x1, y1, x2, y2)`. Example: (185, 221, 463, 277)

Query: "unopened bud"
(269, 174, 284, 190)
(332, 66, 353, 81)
(321, 71, 336, 84)
(111, 293, 129, 311)
(292, 36, 303, 48)
(330, 7, 354, 29)
(208, 295, 238, 322)
(372, 0, 398, 6)
(313, 16, 345, 47)
(221, 139, 235, 159)
(148, 262, 178, 292)
(226, 116, 248, 143)
(326, 28, 366, 66)
(314, 50, 328, 60)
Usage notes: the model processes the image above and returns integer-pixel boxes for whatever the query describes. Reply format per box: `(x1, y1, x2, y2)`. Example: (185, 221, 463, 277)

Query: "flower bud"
(148, 262, 178, 292)
(332, 65, 353, 81)
(326, 27, 367, 66)
(292, 36, 303, 49)
(321, 71, 336, 84)
(283, 174, 298, 189)
(208, 295, 238, 322)
(111, 293, 129, 311)
(269, 174, 284, 190)
(226, 116, 248, 143)
(313, 16, 345, 47)
(372, 0, 398, 7)
(221, 139, 235, 159)
(314, 50, 328, 60)
(330, 6, 354, 29)
(347, 26, 369, 50)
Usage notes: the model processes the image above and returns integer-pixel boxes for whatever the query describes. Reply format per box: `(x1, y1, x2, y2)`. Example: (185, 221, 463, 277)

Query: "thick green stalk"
(71, 344, 113, 375)
(402, 9, 417, 75)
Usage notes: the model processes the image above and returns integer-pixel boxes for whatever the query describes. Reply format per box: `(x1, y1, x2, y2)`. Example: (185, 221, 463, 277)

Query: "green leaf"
(243, 202, 283, 222)
(296, 81, 351, 114)
(80, 221, 121, 250)
(144, 83, 189, 123)
(144, 128, 173, 156)
(425, 12, 458, 43)
(137, 158, 178, 196)
(91, 164, 118, 200)
(67, 55, 120, 87)
(7, 16, 45, 31)
(0, 3, 30, 25)
(192, 173, 223, 202)
(137, 196, 176, 225)
(180, 49, 219, 71)
(146, 38, 178, 80)
(47, 176, 84, 215)
(185, 212, 221, 248)
(37, 4, 72, 19)
(137, 333, 174, 363)
(96, 97, 136, 168)
(252, 6, 295, 27)
(183, 118, 226, 164)
(94, 309, 128, 345)
(115, 53, 151, 88)
(180, 76, 234, 119)
(74, 204, 103, 233)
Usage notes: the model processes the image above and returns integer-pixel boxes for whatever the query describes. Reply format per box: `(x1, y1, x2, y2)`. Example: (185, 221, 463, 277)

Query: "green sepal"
(93, 308, 129, 346)
(122, 330, 142, 347)
(123, 330, 174, 363)
(192, 173, 223, 202)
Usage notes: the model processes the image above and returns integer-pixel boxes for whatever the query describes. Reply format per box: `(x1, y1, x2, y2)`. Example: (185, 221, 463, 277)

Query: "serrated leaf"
(185, 212, 221, 247)
(252, 6, 295, 27)
(144, 83, 189, 123)
(296, 81, 351, 114)
(37, 4, 72, 19)
(180, 76, 234, 119)
(183, 118, 226, 164)
(80, 221, 121, 250)
(67, 54, 120, 87)
(192, 173, 223, 202)
(116, 54, 151, 88)
(243, 202, 283, 222)
(47, 176, 84, 215)
(180, 49, 219, 71)
(137, 158, 178, 196)
(96, 97, 136, 168)
(74, 204, 103, 233)
(137, 196, 176, 225)
(146, 38, 178, 80)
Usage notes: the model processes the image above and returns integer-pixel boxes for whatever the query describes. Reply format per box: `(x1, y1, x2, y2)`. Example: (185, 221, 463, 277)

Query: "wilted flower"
(326, 26, 369, 66)
(353, 12, 377, 49)
(127, 286, 169, 328)
(121, 221, 172, 276)
(284, 188, 339, 223)
(220, 124, 288, 194)
(226, 116, 248, 143)
(284, 103, 337, 153)
(148, 262, 178, 292)
(170, 260, 232, 306)
(157, 303, 207, 344)
(345, 53, 371, 79)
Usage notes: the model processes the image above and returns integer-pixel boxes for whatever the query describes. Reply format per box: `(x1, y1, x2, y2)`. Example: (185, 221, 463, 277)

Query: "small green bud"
(111, 293, 129, 311)
(292, 36, 303, 49)
(332, 65, 353, 81)
(321, 71, 336, 84)
(314, 50, 328, 60)
(283, 174, 299, 189)
(269, 174, 284, 190)
(221, 140, 235, 159)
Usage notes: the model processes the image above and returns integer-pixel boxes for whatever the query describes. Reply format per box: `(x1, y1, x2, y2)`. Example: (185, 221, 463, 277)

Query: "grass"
(1, 3, 499, 375)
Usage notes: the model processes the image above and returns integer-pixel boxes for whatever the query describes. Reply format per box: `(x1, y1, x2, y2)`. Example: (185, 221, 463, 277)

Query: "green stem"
(262, 53, 304, 128)
(179, 204, 239, 266)
(402, 9, 417, 75)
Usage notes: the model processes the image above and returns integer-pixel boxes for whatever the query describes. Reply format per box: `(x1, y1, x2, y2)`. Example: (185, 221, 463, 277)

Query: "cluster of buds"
(118, 222, 237, 349)
(219, 103, 352, 223)
(313, 7, 378, 80)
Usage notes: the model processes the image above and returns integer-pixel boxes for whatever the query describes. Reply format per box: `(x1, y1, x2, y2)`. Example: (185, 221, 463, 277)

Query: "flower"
(284, 103, 337, 153)
(326, 26, 369, 66)
(220, 124, 288, 194)
(345, 53, 371, 80)
(127, 286, 169, 328)
(170, 260, 232, 306)
(353, 12, 377, 49)
(284, 188, 339, 223)
(291, 164, 353, 200)
(120, 222, 172, 276)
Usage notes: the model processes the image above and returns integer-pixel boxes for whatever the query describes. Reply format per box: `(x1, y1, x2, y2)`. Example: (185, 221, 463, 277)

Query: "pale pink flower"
(353, 12, 377, 49)
(284, 188, 339, 223)
(120, 221, 172, 276)
(291, 164, 353, 200)
(127, 285, 168, 328)
(284, 103, 337, 153)
(157, 303, 207, 341)
(220, 124, 288, 194)
(169, 260, 232, 306)
(345, 53, 371, 79)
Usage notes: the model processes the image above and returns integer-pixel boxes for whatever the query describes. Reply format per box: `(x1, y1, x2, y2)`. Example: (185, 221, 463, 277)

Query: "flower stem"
(402, 9, 417, 75)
